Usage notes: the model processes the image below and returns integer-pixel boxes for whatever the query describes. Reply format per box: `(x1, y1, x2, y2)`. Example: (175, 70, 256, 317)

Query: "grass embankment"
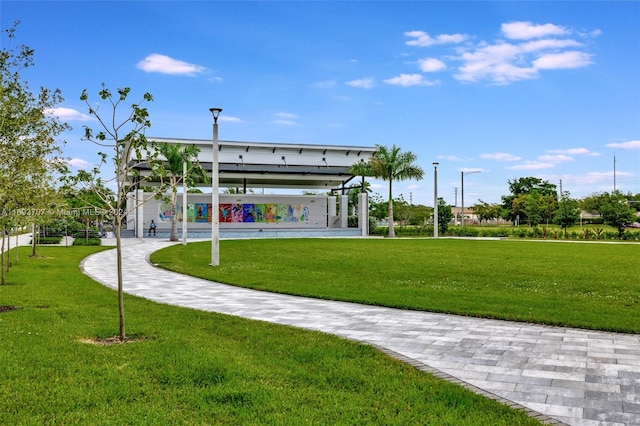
(152, 238, 640, 334)
(0, 246, 540, 425)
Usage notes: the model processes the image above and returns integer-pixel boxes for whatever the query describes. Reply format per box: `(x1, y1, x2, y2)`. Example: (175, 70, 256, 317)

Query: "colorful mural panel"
(195, 203, 209, 223)
(187, 204, 196, 223)
(254, 204, 266, 222)
(182, 202, 311, 225)
(242, 204, 255, 222)
(231, 204, 243, 222)
(219, 203, 233, 223)
(265, 204, 279, 222)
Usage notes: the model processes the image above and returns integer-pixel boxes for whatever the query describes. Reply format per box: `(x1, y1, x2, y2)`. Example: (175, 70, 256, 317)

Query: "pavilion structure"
(125, 137, 377, 239)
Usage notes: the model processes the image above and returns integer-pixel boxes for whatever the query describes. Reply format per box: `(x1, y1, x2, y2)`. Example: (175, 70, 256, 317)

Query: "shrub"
(72, 237, 102, 246)
(35, 236, 63, 244)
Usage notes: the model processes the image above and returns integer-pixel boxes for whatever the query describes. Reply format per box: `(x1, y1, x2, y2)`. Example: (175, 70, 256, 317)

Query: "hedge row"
(371, 225, 640, 241)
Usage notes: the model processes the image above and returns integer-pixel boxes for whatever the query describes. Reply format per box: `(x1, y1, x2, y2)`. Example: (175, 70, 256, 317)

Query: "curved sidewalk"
(81, 239, 640, 426)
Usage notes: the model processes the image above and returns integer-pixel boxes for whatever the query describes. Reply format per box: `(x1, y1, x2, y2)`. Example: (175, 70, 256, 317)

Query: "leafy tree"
(501, 177, 557, 224)
(347, 181, 372, 215)
(0, 22, 68, 284)
(581, 191, 640, 215)
(349, 145, 424, 238)
(72, 84, 170, 341)
(472, 200, 502, 224)
(437, 198, 453, 235)
(63, 185, 114, 244)
(393, 195, 412, 228)
(599, 191, 637, 238)
(554, 191, 580, 237)
(368, 193, 388, 223)
(156, 143, 206, 242)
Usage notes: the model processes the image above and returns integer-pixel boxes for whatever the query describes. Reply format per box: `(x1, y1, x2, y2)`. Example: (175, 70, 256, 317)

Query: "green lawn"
(0, 246, 541, 425)
(151, 238, 640, 333)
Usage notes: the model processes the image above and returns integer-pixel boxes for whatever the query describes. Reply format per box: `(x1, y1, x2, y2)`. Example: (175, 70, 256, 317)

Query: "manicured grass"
(152, 239, 640, 334)
(0, 246, 541, 425)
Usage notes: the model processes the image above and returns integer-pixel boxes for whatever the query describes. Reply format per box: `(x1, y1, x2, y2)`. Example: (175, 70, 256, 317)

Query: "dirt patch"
(0, 306, 18, 313)
(79, 335, 150, 346)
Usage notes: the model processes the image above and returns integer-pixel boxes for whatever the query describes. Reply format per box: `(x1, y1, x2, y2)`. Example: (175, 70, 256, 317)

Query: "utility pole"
(614, 153, 617, 192)
(454, 187, 458, 224)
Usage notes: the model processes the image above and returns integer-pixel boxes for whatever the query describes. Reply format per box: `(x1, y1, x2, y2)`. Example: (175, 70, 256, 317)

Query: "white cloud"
(219, 116, 241, 123)
(418, 58, 447, 72)
(137, 53, 206, 76)
(272, 113, 299, 126)
(507, 162, 554, 171)
(272, 120, 299, 126)
(572, 171, 632, 185)
(501, 21, 569, 40)
(67, 158, 93, 169)
(480, 152, 522, 162)
(533, 51, 593, 69)
(538, 154, 573, 163)
(312, 80, 336, 89)
(345, 77, 375, 89)
(520, 39, 582, 53)
(450, 22, 594, 84)
(45, 107, 93, 121)
(405, 30, 468, 47)
(455, 42, 539, 83)
(606, 140, 640, 150)
(275, 112, 298, 119)
(438, 155, 471, 162)
(383, 74, 438, 87)
(547, 148, 600, 156)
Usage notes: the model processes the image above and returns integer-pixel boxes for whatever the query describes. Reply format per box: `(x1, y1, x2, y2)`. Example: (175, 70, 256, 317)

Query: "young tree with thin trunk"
(554, 191, 580, 237)
(349, 145, 424, 238)
(73, 84, 170, 341)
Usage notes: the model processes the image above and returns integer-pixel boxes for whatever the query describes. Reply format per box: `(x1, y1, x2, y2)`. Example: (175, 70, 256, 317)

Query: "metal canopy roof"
(133, 137, 377, 190)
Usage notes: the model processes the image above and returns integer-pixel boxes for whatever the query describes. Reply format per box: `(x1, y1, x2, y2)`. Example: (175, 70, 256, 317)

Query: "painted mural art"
(242, 204, 255, 222)
(158, 203, 184, 223)
(158, 202, 173, 222)
(219, 203, 232, 223)
(255, 204, 266, 222)
(266, 204, 279, 222)
(195, 203, 209, 223)
(181, 202, 311, 224)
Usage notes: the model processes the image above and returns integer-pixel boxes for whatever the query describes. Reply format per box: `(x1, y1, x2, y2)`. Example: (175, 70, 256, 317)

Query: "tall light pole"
(182, 160, 187, 245)
(210, 107, 222, 266)
(461, 170, 481, 227)
(433, 162, 439, 238)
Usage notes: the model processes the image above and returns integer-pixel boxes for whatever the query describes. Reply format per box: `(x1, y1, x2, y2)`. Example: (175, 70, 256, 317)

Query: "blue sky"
(3, 1, 639, 205)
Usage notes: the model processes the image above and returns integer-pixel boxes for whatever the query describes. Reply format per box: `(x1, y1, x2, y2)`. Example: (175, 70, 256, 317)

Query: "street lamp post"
(461, 170, 481, 227)
(210, 107, 222, 266)
(433, 162, 439, 238)
(182, 160, 187, 245)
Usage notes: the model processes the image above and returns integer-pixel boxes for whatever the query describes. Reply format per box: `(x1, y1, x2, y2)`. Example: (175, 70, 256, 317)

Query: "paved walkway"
(80, 239, 640, 426)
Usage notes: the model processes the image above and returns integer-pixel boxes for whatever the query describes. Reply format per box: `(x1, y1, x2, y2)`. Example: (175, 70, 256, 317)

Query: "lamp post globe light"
(433, 162, 439, 238)
(210, 107, 222, 266)
(461, 170, 481, 227)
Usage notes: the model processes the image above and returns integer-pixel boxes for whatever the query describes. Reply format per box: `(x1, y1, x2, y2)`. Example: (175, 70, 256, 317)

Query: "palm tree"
(350, 144, 424, 238)
(156, 143, 206, 241)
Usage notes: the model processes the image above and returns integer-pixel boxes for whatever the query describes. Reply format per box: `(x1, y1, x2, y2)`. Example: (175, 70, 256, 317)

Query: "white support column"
(328, 196, 337, 216)
(136, 189, 144, 239)
(340, 195, 348, 229)
(358, 192, 369, 236)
